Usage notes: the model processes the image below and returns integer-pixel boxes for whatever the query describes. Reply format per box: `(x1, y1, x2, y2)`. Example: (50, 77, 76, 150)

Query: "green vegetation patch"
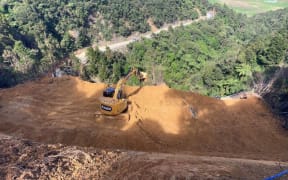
(208, 0, 288, 16)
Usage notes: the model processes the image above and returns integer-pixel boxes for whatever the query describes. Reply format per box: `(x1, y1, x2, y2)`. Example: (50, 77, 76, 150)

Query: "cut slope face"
(0, 77, 287, 160)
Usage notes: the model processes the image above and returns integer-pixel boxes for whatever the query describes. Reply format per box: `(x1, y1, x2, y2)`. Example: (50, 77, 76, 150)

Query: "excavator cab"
(103, 87, 123, 99)
(103, 87, 115, 98)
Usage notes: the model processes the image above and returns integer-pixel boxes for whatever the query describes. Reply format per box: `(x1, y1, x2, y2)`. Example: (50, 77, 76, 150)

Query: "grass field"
(208, 0, 288, 16)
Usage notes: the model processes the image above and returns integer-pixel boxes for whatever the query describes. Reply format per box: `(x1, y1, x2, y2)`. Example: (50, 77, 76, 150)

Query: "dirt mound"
(0, 134, 123, 179)
(0, 76, 288, 160)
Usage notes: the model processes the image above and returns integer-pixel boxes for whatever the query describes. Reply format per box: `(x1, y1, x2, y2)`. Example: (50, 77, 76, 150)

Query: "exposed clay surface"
(0, 76, 288, 179)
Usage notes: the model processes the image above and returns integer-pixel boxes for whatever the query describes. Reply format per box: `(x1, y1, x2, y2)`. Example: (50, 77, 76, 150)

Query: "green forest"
(0, 1, 288, 118)
(0, 0, 206, 87)
(83, 5, 288, 97)
(125, 6, 288, 96)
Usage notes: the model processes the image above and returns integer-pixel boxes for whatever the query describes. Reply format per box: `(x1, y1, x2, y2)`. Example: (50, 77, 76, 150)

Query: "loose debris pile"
(0, 134, 123, 179)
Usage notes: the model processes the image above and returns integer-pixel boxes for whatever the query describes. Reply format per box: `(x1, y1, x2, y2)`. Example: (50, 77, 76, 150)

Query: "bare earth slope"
(0, 76, 288, 162)
(1, 134, 288, 180)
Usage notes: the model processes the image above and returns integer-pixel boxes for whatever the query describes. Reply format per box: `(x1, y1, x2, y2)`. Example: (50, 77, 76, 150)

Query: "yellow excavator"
(99, 67, 146, 116)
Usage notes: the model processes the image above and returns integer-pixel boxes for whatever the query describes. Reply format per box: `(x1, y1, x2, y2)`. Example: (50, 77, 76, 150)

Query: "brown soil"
(1, 134, 288, 180)
(0, 76, 288, 161)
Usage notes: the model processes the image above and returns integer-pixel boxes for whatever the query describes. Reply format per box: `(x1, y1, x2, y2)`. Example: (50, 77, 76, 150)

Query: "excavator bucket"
(139, 71, 148, 82)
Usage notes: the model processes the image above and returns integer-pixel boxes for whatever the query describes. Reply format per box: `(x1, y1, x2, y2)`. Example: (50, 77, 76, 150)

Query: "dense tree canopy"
(0, 0, 208, 87)
(125, 6, 288, 96)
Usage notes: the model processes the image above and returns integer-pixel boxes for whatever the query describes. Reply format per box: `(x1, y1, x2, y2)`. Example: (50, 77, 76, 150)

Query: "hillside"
(1, 2, 288, 100)
(1, 2, 288, 178)
(0, 0, 208, 87)
(126, 7, 288, 94)
(0, 76, 288, 160)
(1, 76, 288, 178)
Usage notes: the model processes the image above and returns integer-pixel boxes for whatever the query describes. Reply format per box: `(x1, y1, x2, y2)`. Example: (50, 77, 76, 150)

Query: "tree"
(235, 64, 252, 80)
(60, 33, 75, 54)
(112, 62, 121, 82)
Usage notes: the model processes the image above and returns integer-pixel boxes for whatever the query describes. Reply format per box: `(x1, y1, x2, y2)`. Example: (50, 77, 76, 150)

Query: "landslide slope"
(0, 76, 287, 160)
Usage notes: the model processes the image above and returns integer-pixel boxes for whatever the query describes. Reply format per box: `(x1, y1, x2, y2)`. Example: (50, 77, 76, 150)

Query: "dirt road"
(74, 14, 207, 63)
(0, 76, 288, 162)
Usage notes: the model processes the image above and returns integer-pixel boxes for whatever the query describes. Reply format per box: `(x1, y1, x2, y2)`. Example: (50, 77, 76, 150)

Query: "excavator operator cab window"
(103, 87, 115, 97)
